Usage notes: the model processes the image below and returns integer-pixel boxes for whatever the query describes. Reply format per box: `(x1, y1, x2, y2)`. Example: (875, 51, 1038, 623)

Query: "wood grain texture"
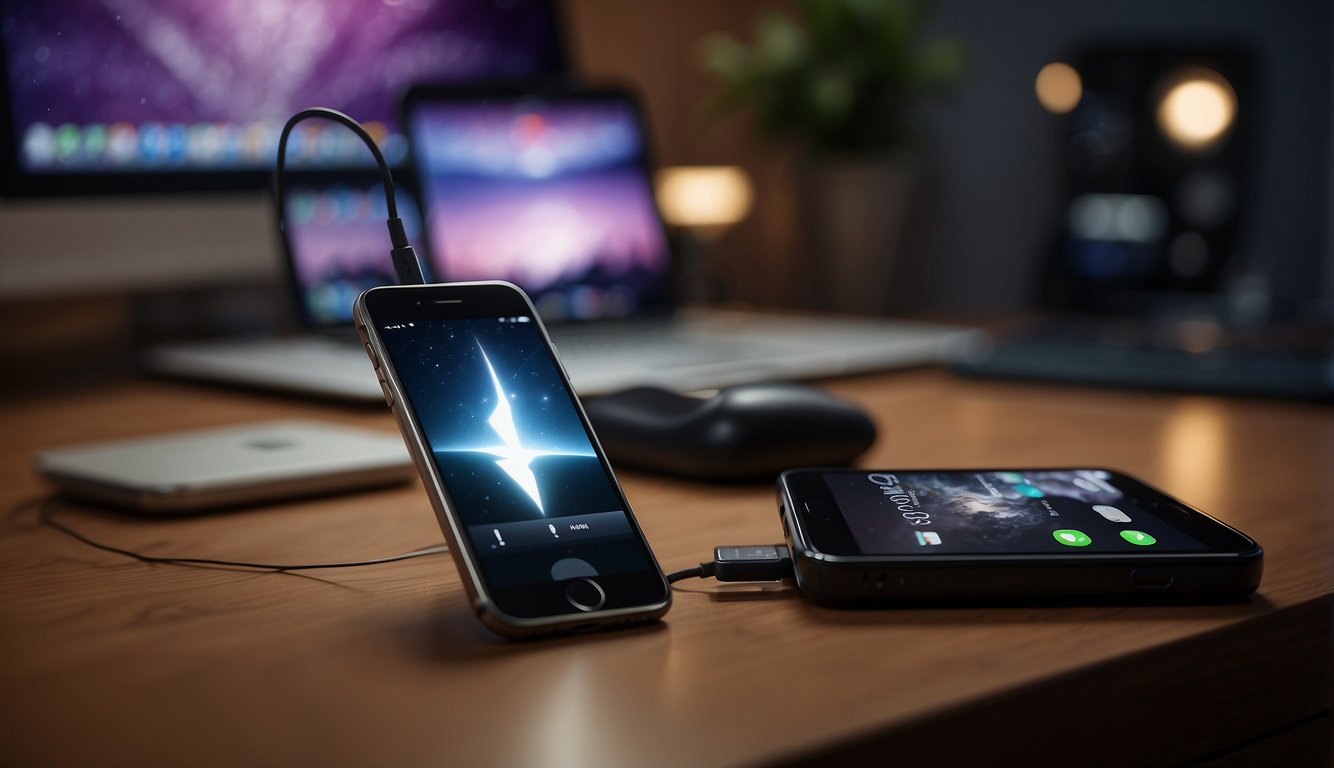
(1, 373, 1331, 767)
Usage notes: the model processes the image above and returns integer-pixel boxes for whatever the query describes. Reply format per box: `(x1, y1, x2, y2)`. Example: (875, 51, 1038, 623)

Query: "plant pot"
(800, 153, 921, 315)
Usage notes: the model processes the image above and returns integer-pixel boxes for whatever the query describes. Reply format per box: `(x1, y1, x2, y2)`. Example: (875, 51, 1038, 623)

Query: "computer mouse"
(584, 382, 877, 481)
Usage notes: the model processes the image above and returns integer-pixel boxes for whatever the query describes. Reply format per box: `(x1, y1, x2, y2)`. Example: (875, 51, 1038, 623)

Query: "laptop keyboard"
(551, 323, 758, 369)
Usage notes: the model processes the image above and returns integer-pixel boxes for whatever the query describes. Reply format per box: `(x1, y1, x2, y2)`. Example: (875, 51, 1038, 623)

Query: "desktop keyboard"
(955, 318, 1334, 400)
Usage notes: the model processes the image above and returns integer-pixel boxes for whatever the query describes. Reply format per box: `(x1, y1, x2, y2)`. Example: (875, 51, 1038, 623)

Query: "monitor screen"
(404, 90, 674, 322)
(0, 0, 564, 193)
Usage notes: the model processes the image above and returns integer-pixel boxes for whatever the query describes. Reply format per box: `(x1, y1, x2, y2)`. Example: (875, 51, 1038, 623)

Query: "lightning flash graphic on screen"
(463, 340, 583, 515)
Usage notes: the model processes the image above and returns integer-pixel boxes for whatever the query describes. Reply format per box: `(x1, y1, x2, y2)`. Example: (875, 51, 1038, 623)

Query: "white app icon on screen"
(1093, 505, 1131, 523)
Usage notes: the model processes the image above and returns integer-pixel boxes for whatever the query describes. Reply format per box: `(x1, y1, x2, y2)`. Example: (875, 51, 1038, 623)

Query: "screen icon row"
(22, 120, 407, 170)
(1053, 528, 1157, 547)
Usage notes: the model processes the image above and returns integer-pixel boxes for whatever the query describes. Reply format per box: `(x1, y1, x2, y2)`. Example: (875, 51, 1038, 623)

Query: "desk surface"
(2, 371, 1331, 767)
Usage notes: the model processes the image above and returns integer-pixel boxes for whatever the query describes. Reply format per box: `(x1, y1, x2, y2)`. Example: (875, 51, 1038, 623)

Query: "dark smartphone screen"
(366, 285, 667, 619)
(788, 468, 1257, 557)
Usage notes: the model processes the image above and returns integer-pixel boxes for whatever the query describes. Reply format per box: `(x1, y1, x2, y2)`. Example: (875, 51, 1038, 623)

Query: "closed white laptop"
(37, 420, 414, 513)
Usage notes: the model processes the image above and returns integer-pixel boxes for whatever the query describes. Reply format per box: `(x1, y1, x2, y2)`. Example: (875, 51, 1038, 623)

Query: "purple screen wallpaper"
(287, 185, 426, 325)
(409, 99, 672, 320)
(2, 0, 561, 172)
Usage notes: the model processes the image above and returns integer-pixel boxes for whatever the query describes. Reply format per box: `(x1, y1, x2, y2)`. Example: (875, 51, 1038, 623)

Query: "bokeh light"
(1035, 62, 1082, 114)
(1156, 67, 1237, 152)
(655, 165, 754, 230)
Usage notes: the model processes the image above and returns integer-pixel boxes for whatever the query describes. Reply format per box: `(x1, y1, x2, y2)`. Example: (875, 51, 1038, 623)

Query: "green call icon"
(1120, 530, 1157, 546)
(1053, 529, 1092, 547)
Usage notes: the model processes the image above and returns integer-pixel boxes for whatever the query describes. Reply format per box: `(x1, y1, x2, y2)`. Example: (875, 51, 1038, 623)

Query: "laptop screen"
(404, 90, 675, 323)
(284, 183, 429, 326)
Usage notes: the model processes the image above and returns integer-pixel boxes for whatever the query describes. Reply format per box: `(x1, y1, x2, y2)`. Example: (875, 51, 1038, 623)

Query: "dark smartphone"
(778, 468, 1262, 604)
(354, 282, 670, 637)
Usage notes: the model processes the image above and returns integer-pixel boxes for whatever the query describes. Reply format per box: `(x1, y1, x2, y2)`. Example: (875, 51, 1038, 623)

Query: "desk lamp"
(655, 165, 755, 302)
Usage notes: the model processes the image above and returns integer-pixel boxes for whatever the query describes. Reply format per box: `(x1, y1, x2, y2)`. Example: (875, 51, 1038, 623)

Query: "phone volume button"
(363, 343, 381, 371)
(379, 379, 395, 408)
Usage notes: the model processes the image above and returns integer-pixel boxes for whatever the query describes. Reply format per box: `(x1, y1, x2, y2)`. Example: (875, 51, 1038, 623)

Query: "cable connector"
(667, 544, 792, 584)
(387, 215, 427, 285)
(390, 240, 426, 285)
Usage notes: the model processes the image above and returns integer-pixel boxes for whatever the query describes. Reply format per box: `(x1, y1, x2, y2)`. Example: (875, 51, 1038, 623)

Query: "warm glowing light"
(1156, 68, 1237, 152)
(655, 166, 754, 230)
(1160, 398, 1228, 511)
(1035, 62, 1082, 114)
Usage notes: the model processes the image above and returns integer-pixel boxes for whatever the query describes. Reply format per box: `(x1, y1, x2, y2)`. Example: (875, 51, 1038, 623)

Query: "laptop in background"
(401, 84, 979, 393)
(150, 85, 979, 400)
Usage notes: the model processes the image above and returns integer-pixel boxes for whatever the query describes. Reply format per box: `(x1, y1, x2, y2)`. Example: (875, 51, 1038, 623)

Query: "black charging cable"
(23, 494, 792, 585)
(26, 495, 448, 573)
(666, 545, 794, 584)
(273, 107, 426, 286)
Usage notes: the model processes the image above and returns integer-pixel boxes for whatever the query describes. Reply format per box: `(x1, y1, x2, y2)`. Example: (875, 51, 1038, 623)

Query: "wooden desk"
(2, 371, 1331, 766)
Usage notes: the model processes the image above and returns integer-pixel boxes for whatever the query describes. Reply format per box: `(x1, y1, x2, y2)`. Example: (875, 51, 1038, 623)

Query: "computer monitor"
(0, 0, 565, 298)
(0, 0, 564, 193)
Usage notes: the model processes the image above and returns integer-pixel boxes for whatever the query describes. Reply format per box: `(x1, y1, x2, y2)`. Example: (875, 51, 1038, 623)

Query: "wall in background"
(568, 0, 1332, 316)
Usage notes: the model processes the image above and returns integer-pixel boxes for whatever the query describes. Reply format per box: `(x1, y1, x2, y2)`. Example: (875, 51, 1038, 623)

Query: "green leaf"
(698, 34, 750, 82)
(915, 38, 967, 91)
(696, 0, 966, 155)
(755, 12, 807, 70)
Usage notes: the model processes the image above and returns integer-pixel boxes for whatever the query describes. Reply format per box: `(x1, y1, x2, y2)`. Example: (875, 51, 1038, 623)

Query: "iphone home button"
(564, 578, 607, 612)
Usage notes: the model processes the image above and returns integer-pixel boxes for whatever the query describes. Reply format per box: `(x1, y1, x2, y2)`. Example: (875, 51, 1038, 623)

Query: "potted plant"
(700, 0, 964, 313)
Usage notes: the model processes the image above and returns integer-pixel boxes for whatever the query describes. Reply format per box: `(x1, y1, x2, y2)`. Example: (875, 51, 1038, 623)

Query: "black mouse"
(584, 382, 877, 481)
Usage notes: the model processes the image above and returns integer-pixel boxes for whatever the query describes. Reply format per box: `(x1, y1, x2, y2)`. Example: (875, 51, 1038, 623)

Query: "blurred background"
(1, 0, 1329, 396)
